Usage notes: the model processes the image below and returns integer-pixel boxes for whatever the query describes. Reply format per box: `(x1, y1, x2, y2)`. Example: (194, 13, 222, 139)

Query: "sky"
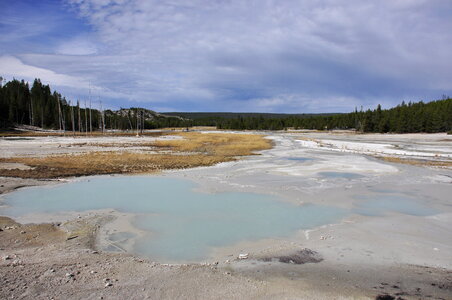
(1, 0, 452, 113)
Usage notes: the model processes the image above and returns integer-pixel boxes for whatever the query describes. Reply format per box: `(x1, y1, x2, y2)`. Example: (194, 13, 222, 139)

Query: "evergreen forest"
(1, 77, 451, 133)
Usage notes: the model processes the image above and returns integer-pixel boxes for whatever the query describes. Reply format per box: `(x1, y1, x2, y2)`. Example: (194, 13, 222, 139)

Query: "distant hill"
(163, 112, 340, 120)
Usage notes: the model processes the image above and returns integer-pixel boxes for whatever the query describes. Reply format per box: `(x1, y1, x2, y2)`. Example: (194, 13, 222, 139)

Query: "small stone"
(105, 282, 112, 287)
(92, 251, 99, 254)
(3, 255, 12, 260)
(50, 269, 55, 273)
(238, 253, 249, 259)
(90, 270, 97, 274)
(65, 273, 74, 277)
(20, 231, 26, 234)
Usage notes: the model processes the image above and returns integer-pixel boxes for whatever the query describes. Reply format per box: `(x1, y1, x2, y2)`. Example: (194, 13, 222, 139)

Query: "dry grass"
(153, 132, 272, 156)
(376, 156, 452, 168)
(0, 132, 272, 179)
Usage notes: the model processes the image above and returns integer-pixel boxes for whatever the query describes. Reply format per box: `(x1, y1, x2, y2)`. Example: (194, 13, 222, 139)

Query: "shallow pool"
(0, 176, 346, 262)
(286, 157, 314, 162)
(319, 171, 364, 179)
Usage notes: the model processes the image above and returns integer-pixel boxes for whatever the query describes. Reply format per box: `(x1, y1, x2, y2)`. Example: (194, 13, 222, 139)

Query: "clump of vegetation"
(0, 132, 272, 179)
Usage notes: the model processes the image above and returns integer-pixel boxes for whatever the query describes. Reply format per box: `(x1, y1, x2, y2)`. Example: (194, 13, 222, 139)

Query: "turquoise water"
(0, 176, 346, 262)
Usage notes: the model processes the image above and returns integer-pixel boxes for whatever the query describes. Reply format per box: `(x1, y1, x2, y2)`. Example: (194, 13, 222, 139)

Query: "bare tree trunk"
(85, 100, 88, 137)
(29, 100, 33, 126)
(70, 101, 75, 136)
(99, 99, 105, 134)
(78, 100, 81, 133)
(57, 95, 62, 131)
(136, 109, 139, 136)
(61, 103, 66, 136)
(141, 110, 144, 134)
(89, 99, 92, 135)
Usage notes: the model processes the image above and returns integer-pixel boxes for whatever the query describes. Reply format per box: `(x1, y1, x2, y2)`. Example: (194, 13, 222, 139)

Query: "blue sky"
(1, 0, 452, 113)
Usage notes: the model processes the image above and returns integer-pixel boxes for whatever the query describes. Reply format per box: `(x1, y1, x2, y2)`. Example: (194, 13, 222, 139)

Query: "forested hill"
(164, 112, 338, 119)
(1, 77, 451, 133)
(0, 78, 190, 130)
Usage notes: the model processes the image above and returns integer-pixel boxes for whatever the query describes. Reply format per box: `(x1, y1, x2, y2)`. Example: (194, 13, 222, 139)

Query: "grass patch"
(376, 156, 452, 168)
(0, 132, 272, 178)
(153, 132, 272, 156)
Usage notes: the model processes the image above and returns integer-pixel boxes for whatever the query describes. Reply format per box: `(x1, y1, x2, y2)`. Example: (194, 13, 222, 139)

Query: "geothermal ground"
(1, 130, 451, 299)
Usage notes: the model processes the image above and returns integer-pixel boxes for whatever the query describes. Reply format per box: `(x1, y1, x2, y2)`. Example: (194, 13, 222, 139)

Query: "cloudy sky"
(1, 0, 451, 113)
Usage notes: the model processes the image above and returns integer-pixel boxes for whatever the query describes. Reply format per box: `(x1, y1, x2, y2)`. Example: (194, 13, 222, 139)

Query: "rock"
(50, 269, 55, 273)
(12, 259, 22, 265)
(238, 253, 249, 259)
(90, 270, 97, 274)
(105, 282, 113, 287)
(20, 231, 26, 234)
(92, 251, 99, 254)
(3, 255, 12, 260)
(65, 273, 74, 277)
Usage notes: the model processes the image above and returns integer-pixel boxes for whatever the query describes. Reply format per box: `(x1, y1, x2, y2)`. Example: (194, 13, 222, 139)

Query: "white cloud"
(56, 36, 98, 55)
(0, 55, 90, 89)
(4, 0, 452, 112)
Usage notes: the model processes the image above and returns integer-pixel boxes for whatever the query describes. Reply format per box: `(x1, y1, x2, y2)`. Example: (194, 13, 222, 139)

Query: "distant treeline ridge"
(1, 77, 451, 133)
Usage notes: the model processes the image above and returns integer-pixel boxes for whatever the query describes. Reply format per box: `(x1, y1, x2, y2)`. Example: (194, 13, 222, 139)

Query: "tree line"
(215, 99, 452, 133)
(1, 77, 451, 133)
(0, 77, 191, 131)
